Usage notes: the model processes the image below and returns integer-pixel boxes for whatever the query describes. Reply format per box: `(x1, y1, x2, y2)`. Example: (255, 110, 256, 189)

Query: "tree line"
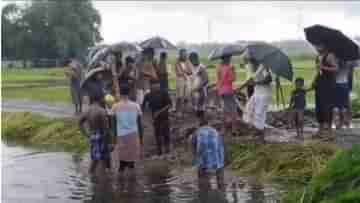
(2, 0, 102, 67)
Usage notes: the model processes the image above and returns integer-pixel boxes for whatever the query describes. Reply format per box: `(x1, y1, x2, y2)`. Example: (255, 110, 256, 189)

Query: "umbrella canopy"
(87, 44, 109, 61)
(304, 24, 360, 61)
(80, 67, 113, 89)
(208, 44, 244, 60)
(244, 43, 293, 81)
(110, 41, 142, 53)
(140, 36, 177, 49)
(87, 47, 111, 70)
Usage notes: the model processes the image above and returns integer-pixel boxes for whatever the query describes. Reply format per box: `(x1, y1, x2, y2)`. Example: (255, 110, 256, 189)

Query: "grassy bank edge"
(2, 111, 359, 202)
(2, 112, 88, 154)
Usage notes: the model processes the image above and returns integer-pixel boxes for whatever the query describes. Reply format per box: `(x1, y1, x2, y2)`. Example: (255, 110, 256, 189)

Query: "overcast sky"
(93, 1, 360, 44)
(2, 1, 360, 44)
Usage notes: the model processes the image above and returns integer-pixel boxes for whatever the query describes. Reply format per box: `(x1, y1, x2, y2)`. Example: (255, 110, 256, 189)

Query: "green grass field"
(2, 58, 359, 106)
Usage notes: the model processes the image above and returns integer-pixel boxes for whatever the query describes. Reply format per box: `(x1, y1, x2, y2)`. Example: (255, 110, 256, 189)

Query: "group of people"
(66, 43, 357, 183)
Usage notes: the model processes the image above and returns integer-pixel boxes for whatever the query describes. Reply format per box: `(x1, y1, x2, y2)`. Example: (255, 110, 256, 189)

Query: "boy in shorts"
(289, 77, 306, 139)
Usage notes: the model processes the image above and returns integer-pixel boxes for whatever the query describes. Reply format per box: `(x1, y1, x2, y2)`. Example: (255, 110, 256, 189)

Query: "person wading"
(79, 94, 112, 174)
(111, 83, 143, 179)
(190, 115, 225, 189)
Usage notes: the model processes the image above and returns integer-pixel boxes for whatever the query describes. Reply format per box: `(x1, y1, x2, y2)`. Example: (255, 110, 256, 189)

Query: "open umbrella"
(87, 47, 111, 70)
(304, 24, 360, 61)
(208, 44, 244, 60)
(140, 36, 177, 49)
(80, 67, 113, 89)
(110, 41, 142, 53)
(243, 43, 293, 81)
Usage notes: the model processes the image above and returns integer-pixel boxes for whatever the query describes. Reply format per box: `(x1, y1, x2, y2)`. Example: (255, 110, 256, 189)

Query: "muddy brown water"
(2, 141, 283, 203)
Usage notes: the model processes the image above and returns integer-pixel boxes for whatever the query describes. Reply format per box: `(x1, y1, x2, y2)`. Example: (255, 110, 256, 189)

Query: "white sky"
(94, 1, 360, 44)
(2, 1, 360, 44)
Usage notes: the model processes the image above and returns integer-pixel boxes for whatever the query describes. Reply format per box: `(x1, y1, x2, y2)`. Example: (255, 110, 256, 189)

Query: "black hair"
(125, 56, 135, 66)
(150, 79, 160, 85)
(189, 52, 199, 59)
(160, 52, 167, 58)
(119, 82, 130, 96)
(143, 47, 154, 55)
(295, 77, 304, 83)
(89, 93, 104, 104)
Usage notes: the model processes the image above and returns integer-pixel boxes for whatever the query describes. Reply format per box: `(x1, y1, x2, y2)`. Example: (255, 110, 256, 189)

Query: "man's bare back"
(80, 103, 108, 134)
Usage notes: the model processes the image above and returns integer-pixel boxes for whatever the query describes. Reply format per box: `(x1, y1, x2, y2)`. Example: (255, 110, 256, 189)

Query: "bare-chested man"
(79, 94, 112, 174)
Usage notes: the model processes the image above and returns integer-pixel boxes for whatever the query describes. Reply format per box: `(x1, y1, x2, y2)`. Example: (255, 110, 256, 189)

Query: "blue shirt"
(192, 126, 224, 170)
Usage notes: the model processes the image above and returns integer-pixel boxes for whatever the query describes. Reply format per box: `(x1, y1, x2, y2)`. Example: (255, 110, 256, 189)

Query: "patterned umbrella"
(208, 44, 244, 60)
(140, 36, 177, 49)
(87, 47, 111, 70)
(80, 67, 112, 89)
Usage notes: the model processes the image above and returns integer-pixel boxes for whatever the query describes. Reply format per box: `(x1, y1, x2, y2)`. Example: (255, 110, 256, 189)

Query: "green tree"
(2, 0, 102, 66)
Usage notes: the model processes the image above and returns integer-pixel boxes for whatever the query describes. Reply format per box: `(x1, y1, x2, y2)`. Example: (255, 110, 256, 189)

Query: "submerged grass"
(2, 112, 88, 153)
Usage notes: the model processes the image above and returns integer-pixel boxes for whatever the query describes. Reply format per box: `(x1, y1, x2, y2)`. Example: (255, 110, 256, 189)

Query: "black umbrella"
(208, 44, 244, 60)
(140, 36, 177, 49)
(304, 24, 360, 61)
(243, 43, 294, 81)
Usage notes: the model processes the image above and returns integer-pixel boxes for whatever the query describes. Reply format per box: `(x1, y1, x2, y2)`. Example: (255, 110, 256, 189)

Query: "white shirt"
(254, 64, 272, 97)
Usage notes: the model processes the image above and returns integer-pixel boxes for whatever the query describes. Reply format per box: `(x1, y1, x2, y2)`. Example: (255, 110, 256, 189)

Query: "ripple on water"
(3, 142, 283, 203)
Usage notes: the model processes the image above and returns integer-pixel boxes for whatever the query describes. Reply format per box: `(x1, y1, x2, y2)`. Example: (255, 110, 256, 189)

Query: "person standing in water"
(216, 55, 237, 136)
(189, 52, 209, 119)
(175, 49, 193, 117)
(190, 115, 225, 188)
(142, 80, 172, 157)
(79, 94, 112, 174)
(111, 83, 143, 178)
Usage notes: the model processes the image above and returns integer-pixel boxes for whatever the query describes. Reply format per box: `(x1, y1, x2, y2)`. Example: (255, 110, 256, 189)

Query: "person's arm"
(216, 65, 223, 91)
(136, 104, 144, 146)
(153, 92, 172, 119)
(79, 111, 89, 137)
(289, 92, 295, 109)
(175, 62, 184, 78)
(320, 53, 338, 72)
(254, 66, 272, 85)
(230, 65, 236, 82)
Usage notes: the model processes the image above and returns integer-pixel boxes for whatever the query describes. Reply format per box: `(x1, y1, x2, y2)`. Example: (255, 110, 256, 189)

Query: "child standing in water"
(79, 94, 112, 174)
(289, 77, 307, 139)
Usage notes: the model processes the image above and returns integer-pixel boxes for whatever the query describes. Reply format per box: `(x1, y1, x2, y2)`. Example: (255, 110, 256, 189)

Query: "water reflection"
(2, 142, 282, 203)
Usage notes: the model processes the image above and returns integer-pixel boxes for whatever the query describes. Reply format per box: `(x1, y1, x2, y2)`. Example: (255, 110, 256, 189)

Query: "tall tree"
(2, 0, 102, 65)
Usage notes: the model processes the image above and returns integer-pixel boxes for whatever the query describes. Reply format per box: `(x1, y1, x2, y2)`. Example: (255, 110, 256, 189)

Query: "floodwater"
(2, 142, 282, 203)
